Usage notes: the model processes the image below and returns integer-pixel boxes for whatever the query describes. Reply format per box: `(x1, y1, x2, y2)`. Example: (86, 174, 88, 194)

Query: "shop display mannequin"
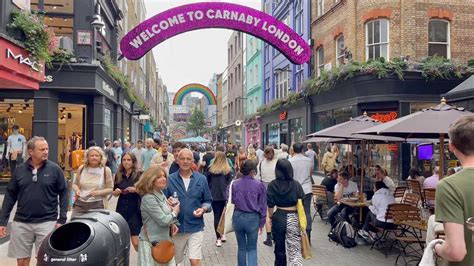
(66, 132, 82, 167)
(7, 125, 26, 175)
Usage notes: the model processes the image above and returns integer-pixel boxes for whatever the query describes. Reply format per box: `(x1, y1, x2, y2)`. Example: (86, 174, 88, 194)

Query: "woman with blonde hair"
(206, 151, 233, 246)
(72, 146, 114, 218)
(112, 152, 143, 251)
(135, 165, 180, 266)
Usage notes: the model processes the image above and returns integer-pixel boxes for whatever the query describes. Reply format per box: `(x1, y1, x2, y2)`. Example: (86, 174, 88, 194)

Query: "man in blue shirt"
(164, 148, 212, 266)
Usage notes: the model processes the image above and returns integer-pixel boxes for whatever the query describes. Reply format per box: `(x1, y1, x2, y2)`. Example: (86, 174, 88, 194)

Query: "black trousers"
(212, 200, 226, 239)
(272, 209, 297, 266)
(9, 153, 22, 175)
(303, 193, 312, 232)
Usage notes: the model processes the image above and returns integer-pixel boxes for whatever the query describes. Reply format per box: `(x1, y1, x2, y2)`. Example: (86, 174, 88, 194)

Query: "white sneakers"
(215, 239, 222, 247)
(221, 234, 226, 242)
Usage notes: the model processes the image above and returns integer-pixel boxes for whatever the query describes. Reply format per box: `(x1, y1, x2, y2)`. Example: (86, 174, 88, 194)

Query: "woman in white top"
(72, 146, 114, 218)
(359, 181, 396, 240)
(256, 146, 277, 246)
(256, 147, 277, 187)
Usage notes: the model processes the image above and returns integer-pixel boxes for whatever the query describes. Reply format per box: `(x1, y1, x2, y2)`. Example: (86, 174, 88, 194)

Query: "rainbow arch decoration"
(173, 83, 217, 105)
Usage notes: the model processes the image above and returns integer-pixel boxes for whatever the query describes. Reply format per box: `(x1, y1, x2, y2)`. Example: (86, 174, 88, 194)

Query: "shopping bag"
(297, 198, 307, 231)
(301, 230, 312, 259)
(217, 180, 235, 235)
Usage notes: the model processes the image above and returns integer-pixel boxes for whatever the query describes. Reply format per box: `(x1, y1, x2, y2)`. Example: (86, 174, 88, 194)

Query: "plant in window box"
(421, 56, 460, 80)
(8, 11, 52, 65)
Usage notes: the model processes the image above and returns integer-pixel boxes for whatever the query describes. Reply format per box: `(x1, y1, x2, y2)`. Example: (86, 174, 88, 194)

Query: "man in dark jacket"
(0, 136, 69, 266)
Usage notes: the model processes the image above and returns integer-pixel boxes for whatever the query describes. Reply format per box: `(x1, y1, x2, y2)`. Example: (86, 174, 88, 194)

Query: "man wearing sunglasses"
(0, 136, 69, 266)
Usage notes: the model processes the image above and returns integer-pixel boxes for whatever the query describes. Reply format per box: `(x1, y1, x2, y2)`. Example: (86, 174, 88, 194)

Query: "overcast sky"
(144, 0, 261, 93)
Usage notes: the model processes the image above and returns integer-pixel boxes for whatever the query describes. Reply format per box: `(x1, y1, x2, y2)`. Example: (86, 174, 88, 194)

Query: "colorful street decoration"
(120, 2, 311, 64)
(173, 83, 217, 105)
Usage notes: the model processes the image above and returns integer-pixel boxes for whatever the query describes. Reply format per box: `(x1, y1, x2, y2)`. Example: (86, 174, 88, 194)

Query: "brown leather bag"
(144, 224, 175, 264)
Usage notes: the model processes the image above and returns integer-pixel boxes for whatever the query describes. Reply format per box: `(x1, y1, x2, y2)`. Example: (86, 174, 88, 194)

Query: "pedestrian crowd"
(0, 115, 473, 266)
(0, 136, 318, 266)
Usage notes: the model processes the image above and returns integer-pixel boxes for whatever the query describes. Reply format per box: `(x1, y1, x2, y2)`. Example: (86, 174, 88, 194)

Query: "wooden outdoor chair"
(370, 203, 400, 256)
(393, 186, 406, 203)
(391, 204, 425, 265)
(423, 188, 436, 211)
(312, 185, 331, 223)
(407, 180, 424, 203)
(402, 192, 421, 207)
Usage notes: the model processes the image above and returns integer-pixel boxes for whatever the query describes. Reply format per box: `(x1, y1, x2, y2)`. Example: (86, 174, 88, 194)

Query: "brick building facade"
(311, 0, 474, 75)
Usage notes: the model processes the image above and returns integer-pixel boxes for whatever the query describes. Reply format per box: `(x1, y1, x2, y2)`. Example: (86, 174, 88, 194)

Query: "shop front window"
(31, 0, 75, 53)
(410, 102, 438, 113)
(104, 108, 112, 140)
(314, 110, 333, 132)
(267, 122, 280, 145)
(333, 106, 353, 124)
(289, 117, 303, 144)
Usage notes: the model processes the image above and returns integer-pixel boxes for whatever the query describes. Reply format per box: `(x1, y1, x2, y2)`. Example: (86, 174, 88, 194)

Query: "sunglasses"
(32, 168, 38, 182)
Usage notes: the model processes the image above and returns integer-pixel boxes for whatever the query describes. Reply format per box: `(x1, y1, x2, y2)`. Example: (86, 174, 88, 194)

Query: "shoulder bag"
(143, 224, 175, 264)
(217, 180, 235, 235)
(297, 198, 312, 259)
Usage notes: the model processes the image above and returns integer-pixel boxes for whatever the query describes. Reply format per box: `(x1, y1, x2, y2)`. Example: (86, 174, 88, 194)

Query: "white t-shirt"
(256, 159, 277, 183)
(183, 178, 191, 191)
(7, 133, 26, 154)
(335, 181, 359, 197)
(289, 155, 313, 195)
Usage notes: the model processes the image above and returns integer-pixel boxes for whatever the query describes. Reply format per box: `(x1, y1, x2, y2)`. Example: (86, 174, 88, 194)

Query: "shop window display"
(0, 100, 34, 178)
(58, 104, 85, 170)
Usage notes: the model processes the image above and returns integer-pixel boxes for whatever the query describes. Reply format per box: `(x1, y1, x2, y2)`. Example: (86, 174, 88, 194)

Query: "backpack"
(328, 218, 357, 248)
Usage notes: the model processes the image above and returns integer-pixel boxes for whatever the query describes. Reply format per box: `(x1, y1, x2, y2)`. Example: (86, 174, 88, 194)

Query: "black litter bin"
(37, 210, 130, 265)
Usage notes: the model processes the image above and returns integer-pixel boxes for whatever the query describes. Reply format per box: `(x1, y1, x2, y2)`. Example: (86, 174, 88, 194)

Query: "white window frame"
(295, 0, 304, 35)
(317, 47, 324, 77)
(336, 35, 345, 67)
(317, 0, 324, 17)
(275, 69, 289, 99)
(428, 19, 451, 59)
(365, 19, 390, 60)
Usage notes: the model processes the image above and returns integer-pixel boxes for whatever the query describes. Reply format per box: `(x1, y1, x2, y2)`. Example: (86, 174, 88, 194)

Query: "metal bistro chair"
(423, 188, 436, 211)
(393, 186, 407, 203)
(312, 185, 330, 223)
(402, 192, 421, 207)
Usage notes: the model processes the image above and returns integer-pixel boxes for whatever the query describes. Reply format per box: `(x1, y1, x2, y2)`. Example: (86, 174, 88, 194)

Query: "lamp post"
(91, 2, 105, 62)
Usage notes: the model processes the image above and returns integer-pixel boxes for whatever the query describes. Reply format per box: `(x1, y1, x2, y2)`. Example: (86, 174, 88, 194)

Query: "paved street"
(0, 175, 399, 265)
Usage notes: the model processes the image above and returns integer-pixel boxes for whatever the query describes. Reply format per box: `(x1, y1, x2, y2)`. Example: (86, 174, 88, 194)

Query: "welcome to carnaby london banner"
(120, 2, 311, 65)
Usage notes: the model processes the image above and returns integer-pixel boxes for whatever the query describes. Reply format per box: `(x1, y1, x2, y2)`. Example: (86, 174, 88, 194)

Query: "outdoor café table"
(340, 199, 369, 224)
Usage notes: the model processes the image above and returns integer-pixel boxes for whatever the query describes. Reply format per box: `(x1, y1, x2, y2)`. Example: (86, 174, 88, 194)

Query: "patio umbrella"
(307, 114, 404, 191)
(356, 98, 473, 178)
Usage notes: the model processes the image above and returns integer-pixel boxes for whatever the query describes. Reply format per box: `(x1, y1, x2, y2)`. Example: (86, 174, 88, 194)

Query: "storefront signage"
(101, 81, 115, 97)
(123, 100, 131, 110)
(120, 2, 311, 64)
(279, 111, 287, 121)
(6, 48, 41, 72)
(0, 37, 44, 89)
(370, 111, 398, 123)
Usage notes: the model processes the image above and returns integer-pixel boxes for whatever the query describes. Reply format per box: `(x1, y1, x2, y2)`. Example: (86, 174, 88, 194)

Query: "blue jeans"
(233, 210, 260, 266)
